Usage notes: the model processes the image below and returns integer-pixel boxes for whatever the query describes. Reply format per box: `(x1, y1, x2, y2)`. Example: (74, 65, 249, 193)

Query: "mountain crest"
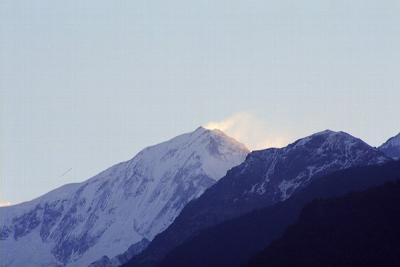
(246, 130, 388, 200)
(0, 127, 248, 267)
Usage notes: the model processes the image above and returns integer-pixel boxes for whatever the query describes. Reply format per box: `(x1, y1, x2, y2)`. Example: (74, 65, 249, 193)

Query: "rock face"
(127, 130, 390, 267)
(379, 133, 400, 159)
(0, 127, 248, 267)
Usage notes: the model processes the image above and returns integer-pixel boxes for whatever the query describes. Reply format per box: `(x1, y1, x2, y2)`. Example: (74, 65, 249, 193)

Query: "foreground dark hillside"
(247, 180, 400, 267)
(158, 161, 400, 267)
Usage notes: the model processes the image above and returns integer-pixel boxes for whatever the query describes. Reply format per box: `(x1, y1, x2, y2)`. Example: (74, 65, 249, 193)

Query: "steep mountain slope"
(126, 130, 389, 267)
(159, 161, 400, 267)
(246, 179, 400, 267)
(379, 132, 400, 159)
(0, 127, 248, 267)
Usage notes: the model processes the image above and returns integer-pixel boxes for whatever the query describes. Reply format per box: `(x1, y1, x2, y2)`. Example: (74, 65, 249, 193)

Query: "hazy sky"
(1, 0, 399, 204)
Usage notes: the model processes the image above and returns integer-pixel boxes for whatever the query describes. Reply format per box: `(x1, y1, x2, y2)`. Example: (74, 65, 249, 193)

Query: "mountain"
(0, 127, 248, 267)
(246, 179, 400, 267)
(379, 132, 400, 159)
(159, 161, 400, 267)
(126, 130, 389, 267)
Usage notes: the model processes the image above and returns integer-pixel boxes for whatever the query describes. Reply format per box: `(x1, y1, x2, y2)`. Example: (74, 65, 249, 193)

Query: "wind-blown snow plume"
(0, 200, 11, 207)
(205, 112, 290, 150)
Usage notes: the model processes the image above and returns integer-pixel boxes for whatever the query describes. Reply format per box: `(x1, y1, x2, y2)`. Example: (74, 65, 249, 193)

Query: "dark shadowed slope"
(159, 161, 400, 267)
(125, 130, 389, 267)
(246, 180, 400, 267)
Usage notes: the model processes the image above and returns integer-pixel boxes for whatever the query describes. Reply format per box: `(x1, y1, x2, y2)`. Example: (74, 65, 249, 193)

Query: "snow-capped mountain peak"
(0, 127, 248, 267)
(133, 126, 248, 181)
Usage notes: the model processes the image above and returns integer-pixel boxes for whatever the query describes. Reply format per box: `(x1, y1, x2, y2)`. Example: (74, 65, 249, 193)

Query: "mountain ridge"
(0, 127, 248, 267)
(126, 129, 390, 267)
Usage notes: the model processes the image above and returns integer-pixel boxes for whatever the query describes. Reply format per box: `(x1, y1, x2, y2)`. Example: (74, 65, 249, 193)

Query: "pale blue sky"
(1, 0, 399, 204)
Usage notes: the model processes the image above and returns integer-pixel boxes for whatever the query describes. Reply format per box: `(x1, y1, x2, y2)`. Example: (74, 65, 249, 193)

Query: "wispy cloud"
(205, 112, 291, 150)
(0, 200, 11, 207)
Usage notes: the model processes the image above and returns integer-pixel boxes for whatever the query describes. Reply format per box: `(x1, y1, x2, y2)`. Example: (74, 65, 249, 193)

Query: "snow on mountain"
(379, 132, 400, 159)
(0, 127, 248, 267)
(245, 130, 389, 201)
